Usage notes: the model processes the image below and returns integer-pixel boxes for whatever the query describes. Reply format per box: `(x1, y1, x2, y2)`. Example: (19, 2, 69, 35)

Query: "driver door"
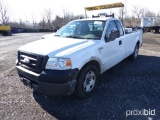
(100, 20, 123, 71)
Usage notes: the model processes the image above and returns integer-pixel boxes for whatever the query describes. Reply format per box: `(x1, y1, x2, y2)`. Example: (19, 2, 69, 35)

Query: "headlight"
(45, 58, 71, 70)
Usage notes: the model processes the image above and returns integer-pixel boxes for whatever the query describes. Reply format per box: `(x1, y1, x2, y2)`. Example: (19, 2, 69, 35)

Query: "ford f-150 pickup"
(16, 17, 143, 98)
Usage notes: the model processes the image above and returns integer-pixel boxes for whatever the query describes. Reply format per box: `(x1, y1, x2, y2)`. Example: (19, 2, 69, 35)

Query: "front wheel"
(129, 44, 139, 61)
(74, 64, 98, 98)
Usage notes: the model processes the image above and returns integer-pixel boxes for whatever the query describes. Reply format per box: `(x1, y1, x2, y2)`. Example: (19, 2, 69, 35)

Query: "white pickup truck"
(16, 17, 143, 98)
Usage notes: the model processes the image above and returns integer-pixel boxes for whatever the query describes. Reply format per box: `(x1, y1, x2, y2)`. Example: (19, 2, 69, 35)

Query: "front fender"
(78, 56, 102, 71)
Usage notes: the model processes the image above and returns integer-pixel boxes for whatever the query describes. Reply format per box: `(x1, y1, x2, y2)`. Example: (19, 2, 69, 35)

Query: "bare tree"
(157, 13, 160, 17)
(0, 0, 10, 25)
(115, 8, 124, 22)
(39, 17, 47, 31)
(62, 7, 76, 23)
(52, 15, 64, 29)
(49, 7, 84, 30)
(43, 8, 53, 29)
(132, 6, 144, 23)
(52, 13, 84, 30)
(38, 8, 53, 30)
(144, 10, 155, 17)
(132, 6, 144, 18)
(19, 19, 25, 28)
(31, 12, 37, 30)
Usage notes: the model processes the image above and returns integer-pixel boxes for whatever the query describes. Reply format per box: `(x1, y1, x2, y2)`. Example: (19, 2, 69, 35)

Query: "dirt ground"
(0, 32, 160, 120)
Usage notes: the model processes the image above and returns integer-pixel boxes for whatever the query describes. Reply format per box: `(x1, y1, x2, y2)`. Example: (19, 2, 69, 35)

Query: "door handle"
(98, 47, 103, 50)
(119, 40, 122, 45)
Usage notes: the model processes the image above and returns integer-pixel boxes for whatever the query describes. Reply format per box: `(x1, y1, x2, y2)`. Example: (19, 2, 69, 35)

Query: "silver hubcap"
(83, 71, 96, 92)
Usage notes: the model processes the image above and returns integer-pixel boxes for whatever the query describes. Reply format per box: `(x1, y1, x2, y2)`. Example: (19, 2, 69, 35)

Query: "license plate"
(23, 78, 32, 88)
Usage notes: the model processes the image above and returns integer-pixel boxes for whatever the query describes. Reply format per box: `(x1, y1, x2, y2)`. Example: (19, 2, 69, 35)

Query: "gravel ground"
(0, 32, 160, 120)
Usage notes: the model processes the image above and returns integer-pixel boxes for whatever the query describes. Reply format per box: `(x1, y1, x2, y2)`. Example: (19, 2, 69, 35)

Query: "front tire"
(74, 64, 98, 98)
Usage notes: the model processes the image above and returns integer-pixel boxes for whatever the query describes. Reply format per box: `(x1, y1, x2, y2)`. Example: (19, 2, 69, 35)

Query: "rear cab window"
(114, 20, 124, 36)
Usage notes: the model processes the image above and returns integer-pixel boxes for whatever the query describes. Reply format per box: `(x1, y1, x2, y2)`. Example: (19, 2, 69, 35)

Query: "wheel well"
(78, 60, 101, 77)
(137, 41, 140, 47)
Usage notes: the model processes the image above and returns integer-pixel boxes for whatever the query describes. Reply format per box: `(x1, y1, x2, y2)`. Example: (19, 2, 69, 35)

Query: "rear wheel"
(74, 64, 98, 98)
(129, 43, 139, 60)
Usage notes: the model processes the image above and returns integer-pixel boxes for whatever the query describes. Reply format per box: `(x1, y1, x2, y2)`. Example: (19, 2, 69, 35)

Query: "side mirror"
(109, 30, 120, 40)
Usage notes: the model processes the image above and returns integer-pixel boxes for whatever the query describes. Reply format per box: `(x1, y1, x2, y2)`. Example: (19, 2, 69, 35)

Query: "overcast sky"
(4, 0, 160, 22)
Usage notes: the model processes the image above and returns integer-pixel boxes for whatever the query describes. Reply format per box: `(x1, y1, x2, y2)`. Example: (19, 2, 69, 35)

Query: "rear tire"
(129, 43, 139, 61)
(74, 64, 98, 98)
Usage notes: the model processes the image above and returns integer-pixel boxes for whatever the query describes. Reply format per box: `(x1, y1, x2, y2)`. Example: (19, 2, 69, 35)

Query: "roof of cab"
(72, 17, 119, 22)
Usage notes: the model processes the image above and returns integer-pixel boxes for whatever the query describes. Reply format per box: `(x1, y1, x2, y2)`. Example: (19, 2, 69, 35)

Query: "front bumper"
(16, 66, 79, 95)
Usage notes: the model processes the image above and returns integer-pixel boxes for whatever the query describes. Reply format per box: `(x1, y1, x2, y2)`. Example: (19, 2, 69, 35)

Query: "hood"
(40, 33, 55, 39)
(19, 37, 92, 57)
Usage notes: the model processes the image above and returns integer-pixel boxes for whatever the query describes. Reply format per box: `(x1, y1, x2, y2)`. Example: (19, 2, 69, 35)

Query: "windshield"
(55, 20, 106, 40)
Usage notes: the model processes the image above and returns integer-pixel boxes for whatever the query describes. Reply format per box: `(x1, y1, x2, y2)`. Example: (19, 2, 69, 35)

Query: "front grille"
(18, 51, 45, 73)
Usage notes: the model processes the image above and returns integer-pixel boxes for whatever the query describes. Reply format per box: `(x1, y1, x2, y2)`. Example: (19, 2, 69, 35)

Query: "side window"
(115, 20, 124, 36)
(105, 21, 118, 41)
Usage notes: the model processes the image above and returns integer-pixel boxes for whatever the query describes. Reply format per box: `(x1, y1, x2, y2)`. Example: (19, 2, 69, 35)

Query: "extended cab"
(16, 17, 143, 98)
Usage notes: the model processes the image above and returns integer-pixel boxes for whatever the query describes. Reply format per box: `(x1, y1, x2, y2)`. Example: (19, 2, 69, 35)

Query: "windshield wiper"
(65, 35, 85, 39)
(85, 37, 99, 40)
(55, 34, 61, 37)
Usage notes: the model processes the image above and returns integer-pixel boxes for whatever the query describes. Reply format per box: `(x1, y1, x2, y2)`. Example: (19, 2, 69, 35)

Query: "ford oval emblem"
(24, 58, 30, 63)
